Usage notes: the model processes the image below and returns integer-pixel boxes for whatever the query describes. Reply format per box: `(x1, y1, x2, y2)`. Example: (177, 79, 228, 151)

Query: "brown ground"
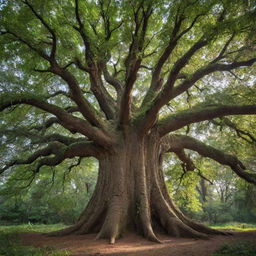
(21, 230, 256, 256)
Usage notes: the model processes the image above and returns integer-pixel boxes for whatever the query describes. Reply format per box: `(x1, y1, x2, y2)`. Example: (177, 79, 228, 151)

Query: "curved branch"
(158, 104, 256, 136)
(142, 13, 204, 106)
(170, 58, 256, 100)
(89, 69, 116, 120)
(22, 0, 57, 59)
(103, 65, 122, 92)
(1, 141, 101, 175)
(31, 106, 79, 132)
(73, 1, 117, 120)
(1, 142, 65, 174)
(35, 141, 102, 172)
(0, 93, 114, 146)
(173, 149, 195, 172)
(119, 2, 153, 126)
(163, 135, 256, 185)
(3, 20, 103, 128)
(3, 30, 49, 60)
(50, 64, 106, 127)
(138, 38, 208, 133)
(0, 127, 85, 146)
(211, 118, 256, 144)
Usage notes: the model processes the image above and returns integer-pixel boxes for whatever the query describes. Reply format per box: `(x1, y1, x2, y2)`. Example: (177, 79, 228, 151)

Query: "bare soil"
(21, 230, 256, 256)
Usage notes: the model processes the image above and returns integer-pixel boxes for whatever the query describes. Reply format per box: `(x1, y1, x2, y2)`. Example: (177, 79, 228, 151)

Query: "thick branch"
(89, 69, 116, 120)
(0, 93, 114, 146)
(1, 142, 64, 174)
(119, 2, 152, 126)
(138, 38, 208, 133)
(158, 104, 256, 136)
(174, 149, 195, 171)
(0, 127, 85, 146)
(50, 63, 105, 127)
(103, 65, 122, 92)
(1, 141, 101, 175)
(163, 135, 256, 185)
(34, 141, 102, 173)
(3, 28, 103, 128)
(142, 13, 203, 106)
(31, 106, 79, 132)
(171, 58, 256, 101)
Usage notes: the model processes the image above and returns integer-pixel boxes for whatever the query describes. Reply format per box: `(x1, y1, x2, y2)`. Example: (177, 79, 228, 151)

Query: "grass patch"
(210, 222, 256, 231)
(211, 240, 256, 256)
(0, 223, 67, 234)
(0, 224, 69, 256)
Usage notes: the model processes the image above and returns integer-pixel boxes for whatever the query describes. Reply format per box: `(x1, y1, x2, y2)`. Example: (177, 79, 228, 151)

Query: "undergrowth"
(212, 240, 256, 256)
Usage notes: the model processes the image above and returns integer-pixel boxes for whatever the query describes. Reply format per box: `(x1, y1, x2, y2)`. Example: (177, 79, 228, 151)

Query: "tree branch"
(1, 142, 64, 174)
(170, 58, 256, 101)
(88, 68, 116, 120)
(141, 13, 204, 108)
(163, 135, 256, 185)
(74, 0, 93, 63)
(211, 118, 256, 144)
(3, 30, 50, 60)
(50, 63, 106, 127)
(22, 0, 57, 59)
(119, 2, 153, 126)
(158, 104, 256, 136)
(1, 141, 102, 175)
(173, 149, 195, 171)
(3, 23, 103, 128)
(102, 64, 122, 92)
(137, 38, 209, 133)
(0, 93, 114, 146)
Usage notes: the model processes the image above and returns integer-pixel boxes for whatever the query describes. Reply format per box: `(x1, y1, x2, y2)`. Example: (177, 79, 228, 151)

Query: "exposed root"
(166, 196, 230, 236)
(152, 181, 208, 239)
(156, 163, 230, 237)
(47, 223, 80, 237)
(75, 204, 106, 235)
(110, 237, 115, 244)
(95, 195, 126, 244)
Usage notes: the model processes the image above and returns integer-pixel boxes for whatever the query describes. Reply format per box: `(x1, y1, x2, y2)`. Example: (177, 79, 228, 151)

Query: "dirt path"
(21, 230, 256, 256)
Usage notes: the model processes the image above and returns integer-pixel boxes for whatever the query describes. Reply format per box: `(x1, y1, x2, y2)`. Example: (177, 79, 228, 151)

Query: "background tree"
(1, 0, 256, 244)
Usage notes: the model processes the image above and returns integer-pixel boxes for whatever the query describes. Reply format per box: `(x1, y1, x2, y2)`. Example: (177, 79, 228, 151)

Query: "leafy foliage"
(0, 158, 97, 225)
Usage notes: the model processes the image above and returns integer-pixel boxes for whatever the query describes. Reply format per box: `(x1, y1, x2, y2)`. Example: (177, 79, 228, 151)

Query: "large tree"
(1, 0, 256, 244)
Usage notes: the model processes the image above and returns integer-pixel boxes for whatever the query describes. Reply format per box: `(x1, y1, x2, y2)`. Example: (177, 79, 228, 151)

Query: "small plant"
(212, 240, 256, 256)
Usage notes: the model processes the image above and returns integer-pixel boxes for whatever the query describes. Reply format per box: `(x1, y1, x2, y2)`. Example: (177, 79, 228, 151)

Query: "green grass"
(210, 222, 256, 231)
(211, 240, 256, 256)
(1, 223, 256, 256)
(0, 223, 67, 234)
(0, 224, 70, 256)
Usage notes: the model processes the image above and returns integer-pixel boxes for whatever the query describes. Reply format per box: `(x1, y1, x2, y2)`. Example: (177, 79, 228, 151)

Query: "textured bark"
(52, 129, 223, 243)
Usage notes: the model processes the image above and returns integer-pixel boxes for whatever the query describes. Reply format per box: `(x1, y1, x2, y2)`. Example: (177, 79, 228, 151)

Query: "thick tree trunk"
(52, 130, 226, 243)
